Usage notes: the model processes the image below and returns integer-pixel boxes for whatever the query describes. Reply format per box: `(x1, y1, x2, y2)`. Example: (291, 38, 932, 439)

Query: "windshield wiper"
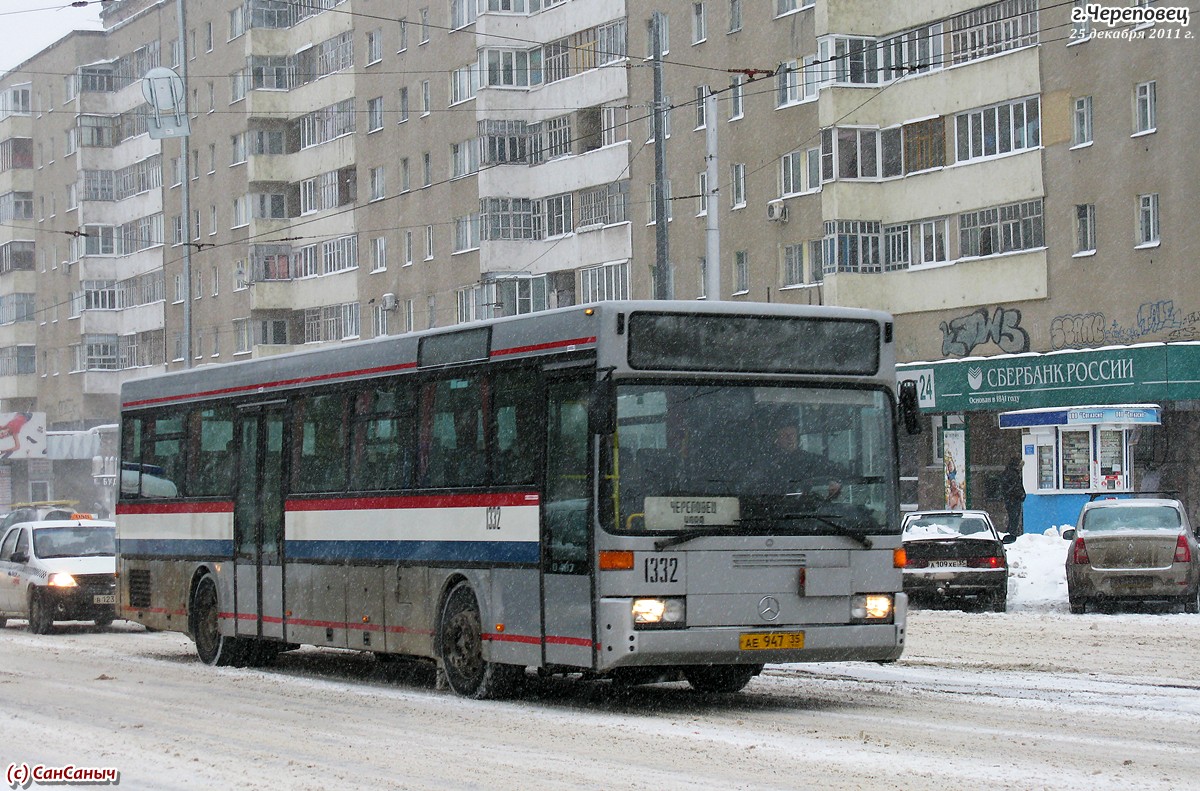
(653, 527, 739, 551)
(736, 513, 875, 549)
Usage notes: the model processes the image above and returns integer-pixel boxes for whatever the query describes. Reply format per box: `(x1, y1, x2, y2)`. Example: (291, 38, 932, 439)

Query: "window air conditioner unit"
(382, 293, 398, 311)
(766, 202, 788, 222)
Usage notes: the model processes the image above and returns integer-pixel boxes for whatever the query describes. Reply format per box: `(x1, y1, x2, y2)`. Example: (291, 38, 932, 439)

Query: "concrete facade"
(0, 0, 1196, 515)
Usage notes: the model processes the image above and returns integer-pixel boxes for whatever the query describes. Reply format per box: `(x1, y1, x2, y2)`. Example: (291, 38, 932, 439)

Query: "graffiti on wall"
(939, 307, 1030, 357)
(1049, 300, 1200, 350)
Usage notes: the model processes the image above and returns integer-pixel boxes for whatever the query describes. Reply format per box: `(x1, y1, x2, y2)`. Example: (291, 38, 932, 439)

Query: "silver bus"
(117, 301, 917, 697)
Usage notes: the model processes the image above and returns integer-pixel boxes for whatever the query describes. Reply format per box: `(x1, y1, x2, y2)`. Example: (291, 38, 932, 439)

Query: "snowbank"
(1006, 526, 1073, 612)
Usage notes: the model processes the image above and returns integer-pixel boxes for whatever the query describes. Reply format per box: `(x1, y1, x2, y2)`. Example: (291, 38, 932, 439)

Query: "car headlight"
(48, 572, 78, 588)
(851, 594, 893, 622)
(632, 598, 686, 628)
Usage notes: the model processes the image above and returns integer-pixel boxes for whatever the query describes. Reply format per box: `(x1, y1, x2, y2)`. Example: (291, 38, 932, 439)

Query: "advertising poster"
(943, 428, 967, 511)
(0, 412, 47, 460)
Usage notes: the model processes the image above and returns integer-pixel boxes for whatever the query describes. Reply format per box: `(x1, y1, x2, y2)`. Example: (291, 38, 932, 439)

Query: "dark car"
(901, 510, 1014, 612)
(1064, 497, 1200, 614)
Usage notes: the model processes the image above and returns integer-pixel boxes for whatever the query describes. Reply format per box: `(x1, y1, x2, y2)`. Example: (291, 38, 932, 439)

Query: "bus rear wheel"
(192, 576, 245, 667)
(439, 582, 521, 699)
(684, 664, 761, 694)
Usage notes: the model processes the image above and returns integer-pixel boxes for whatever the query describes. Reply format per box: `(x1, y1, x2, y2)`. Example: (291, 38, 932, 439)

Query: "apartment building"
(0, 0, 1196, 524)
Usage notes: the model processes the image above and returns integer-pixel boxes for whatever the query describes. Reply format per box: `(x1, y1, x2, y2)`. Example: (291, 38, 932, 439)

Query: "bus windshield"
(601, 383, 898, 537)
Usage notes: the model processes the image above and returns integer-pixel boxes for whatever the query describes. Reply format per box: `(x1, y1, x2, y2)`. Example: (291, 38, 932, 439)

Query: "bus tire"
(438, 582, 521, 699)
(192, 575, 246, 667)
(27, 590, 54, 634)
(684, 664, 761, 694)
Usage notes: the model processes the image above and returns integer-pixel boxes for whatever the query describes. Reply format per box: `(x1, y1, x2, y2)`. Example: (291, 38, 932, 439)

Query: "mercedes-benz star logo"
(758, 596, 781, 621)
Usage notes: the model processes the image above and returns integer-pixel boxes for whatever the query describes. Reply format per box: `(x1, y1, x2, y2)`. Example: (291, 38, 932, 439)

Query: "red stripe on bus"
(545, 635, 596, 648)
(287, 492, 540, 511)
(483, 632, 542, 646)
(117, 501, 235, 515)
(491, 336, 596, 357)
(122, 361, 419, 408)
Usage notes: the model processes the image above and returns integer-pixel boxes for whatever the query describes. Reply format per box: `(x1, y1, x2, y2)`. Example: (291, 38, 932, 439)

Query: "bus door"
(542, 377, 595, 668)
(234, 403, 287, 642)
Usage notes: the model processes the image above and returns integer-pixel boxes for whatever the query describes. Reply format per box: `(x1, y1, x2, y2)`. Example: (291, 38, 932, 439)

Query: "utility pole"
(651, 11, 670, 300)
(177, 0, 193, 367)
(703, 87, 720, 301)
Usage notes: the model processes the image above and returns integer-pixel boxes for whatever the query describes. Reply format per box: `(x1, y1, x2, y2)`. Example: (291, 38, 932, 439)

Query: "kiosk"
(998, 405, 1161, 534)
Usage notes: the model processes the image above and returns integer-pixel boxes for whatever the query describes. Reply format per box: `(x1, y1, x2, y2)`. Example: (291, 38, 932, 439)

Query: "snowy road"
(2, 609, 1198, 790)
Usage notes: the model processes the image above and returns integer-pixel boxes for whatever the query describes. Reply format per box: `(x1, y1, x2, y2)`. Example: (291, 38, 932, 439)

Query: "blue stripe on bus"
(285, 539, 540, 564)
(118, 538, 234, 557)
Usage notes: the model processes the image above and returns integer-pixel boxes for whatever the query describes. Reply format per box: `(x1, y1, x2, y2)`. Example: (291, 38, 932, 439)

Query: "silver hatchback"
(1064, 498, 1200, 614)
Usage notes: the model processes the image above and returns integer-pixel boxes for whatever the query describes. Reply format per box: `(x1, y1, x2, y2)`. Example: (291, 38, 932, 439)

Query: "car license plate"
(93, 594, 116, 605)
(739, 631, 804, 650)
(928, 560, 960, 568)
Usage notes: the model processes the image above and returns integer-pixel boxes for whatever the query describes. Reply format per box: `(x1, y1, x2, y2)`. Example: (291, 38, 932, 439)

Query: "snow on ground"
(1005, 526, 1073, 612)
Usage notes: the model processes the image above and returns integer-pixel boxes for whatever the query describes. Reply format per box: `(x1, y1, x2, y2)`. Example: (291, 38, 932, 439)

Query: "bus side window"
(492, 368, 538, 486)
(189, 406, 235, 497)
(291, 392, 349, 493)
(420, 376, 486, 489)
(120, 416, 143, 497)
(350, 382, 414, 491)
(138, 412, 187, 498)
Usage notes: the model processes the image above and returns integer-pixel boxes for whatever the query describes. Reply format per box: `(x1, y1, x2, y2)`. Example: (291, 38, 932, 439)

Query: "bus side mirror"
(898, 379, 923, 436)
(588, 377, 615, 435)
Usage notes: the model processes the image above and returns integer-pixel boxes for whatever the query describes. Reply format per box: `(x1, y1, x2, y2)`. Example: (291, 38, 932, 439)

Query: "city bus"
(117, 300, 919, 697)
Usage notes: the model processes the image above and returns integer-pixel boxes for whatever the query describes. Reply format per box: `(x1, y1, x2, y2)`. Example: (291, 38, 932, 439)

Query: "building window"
(1134, 80, 1156, 134)
(733, 250, 748, 293)
(1075, 204, 1096, 254)
(421, 80, 431, 115)
(454, 213, 481, 252)
(959, 199, 1044, 258)
(579, 260, 630, 302)
(369, 166, 386, 201)
(372, 236, 387, 271)
(836, 128, 879, 179)
(1137, 193, 1159, 246)
(728, 75, 743, 120)
(776, 60, 800, 107)
(884, 224, 909, 271)
(729, 0, 742, 33)
(730, 163, 746, 208)
(451, 63, 479, 105)
(399, 87, 409, 122)
(425, 225, 434, 259)
(954, 96, 1040, 163)
(782, 243, 804, 286)
(692, 3, 706, 43)
(823, 220, 882, 274)
(451, 140, 480, 178)
(367, 29, 382, 64)
(482, 49, 543, 87)
(545, 193, 573, 238)
(695, 86, 707, 128)
(367, 97, 384, 131)
(913, 219, 948, 266)
(696, 172, 708, 215)
(1073, 96, 1093, 146)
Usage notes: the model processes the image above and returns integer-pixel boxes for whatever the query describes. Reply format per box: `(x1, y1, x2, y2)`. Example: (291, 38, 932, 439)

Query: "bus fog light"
(851, 594, 893, 621)
(632, 598, 686, 628)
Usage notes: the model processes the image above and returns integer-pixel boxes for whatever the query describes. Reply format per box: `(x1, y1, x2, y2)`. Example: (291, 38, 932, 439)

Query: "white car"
(0, 519, 117, 633)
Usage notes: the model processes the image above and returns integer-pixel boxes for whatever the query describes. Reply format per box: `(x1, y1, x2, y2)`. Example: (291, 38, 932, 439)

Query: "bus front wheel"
(439, 582, 521, 699)
(192, 576, 245, 667)
(684, 664, 761, 694)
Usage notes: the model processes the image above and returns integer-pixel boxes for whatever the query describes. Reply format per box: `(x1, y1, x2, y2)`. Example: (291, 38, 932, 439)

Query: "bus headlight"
(850, 594, 893, 622)
(48, 572, 78, 588)
(632, 598, 686, 628)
